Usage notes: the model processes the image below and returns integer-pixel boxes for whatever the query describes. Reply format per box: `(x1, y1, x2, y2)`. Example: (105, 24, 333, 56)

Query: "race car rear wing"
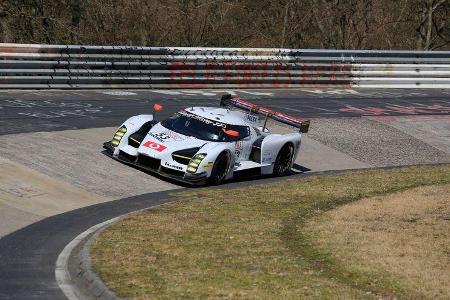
(220, 94, 310, 133)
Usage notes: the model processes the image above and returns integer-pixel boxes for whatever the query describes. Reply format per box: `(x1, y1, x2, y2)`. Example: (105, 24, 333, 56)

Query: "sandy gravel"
(308, 117, 449, 167)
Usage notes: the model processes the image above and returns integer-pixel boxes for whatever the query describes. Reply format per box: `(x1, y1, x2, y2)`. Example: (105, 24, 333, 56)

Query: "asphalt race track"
(0, 172, 329, 300)
(0, 88, 449, 300)
(0, 189, 179, 299)
(1, 88, 450, 135)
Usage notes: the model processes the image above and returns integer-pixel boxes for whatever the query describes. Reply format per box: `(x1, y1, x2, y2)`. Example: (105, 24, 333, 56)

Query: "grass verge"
(91, 165, 450, 299)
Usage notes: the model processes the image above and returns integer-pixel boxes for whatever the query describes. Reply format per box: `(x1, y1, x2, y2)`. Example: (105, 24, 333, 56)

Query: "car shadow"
(102, 150, 312, 189)
(226, 163, 311, 186)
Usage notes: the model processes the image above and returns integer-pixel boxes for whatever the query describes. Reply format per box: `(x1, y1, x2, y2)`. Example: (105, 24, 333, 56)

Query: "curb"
(55, 216, 123, 300)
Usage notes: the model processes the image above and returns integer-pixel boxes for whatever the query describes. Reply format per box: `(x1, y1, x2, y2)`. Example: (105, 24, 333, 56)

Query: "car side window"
(235, 126, 250, 140)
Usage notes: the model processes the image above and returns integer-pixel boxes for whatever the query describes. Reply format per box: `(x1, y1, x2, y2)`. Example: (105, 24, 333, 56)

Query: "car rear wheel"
(209, 152, 230, 185)
(273, 143, 294, 176)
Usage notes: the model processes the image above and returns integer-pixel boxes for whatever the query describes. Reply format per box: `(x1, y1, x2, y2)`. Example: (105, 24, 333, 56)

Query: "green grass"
(91, 164, 450, 299)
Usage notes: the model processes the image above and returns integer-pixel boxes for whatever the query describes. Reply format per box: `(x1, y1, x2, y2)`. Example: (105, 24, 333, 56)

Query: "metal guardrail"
(0, 43, 449, 89)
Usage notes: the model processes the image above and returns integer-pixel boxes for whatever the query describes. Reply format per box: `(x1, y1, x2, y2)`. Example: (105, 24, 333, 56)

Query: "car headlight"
(187, 153, 206, 173)
(172, 147, 200, 165)
(111, 126, 127, 146)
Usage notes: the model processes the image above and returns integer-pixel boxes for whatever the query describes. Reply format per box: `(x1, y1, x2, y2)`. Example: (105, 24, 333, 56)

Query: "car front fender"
(196, 142, 236, 180)
(112, 114, 154, 155)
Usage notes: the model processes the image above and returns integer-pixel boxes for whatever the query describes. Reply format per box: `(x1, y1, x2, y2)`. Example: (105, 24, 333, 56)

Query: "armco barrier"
(0, 43, 449, 89)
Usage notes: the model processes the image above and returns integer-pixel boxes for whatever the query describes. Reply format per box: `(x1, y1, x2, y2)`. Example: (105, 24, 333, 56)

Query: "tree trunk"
(424, 0, 433, 50)
(280, 1, 290, 48)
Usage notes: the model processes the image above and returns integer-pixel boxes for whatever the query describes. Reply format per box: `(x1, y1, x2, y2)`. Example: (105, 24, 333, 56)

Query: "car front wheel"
(208, 152, 230, 185)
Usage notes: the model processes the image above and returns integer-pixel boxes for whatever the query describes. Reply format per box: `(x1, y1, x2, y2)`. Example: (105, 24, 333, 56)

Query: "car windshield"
(161, 111, 250, 142)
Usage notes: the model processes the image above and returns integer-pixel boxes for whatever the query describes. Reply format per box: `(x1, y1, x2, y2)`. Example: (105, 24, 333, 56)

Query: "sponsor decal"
(203, 161, 214, 168)
(245, 114, 258, 123)
(234, 141, 243, 158)
(179, 110, 227, 128)
(162, 130, 185, 141)
(164, 162, 183, 170)
(262, 157, 273, 163)
(143, 140, 167, 152)
(262, 151, 273, 163)
(148, 132, 171, 143)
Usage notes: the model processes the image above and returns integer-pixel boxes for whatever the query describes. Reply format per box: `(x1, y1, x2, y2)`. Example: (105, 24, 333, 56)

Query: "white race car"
(103, 94, 310, 185)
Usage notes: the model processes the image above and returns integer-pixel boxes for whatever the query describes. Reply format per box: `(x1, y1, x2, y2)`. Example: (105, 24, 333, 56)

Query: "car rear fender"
(260, 133, 301, 174)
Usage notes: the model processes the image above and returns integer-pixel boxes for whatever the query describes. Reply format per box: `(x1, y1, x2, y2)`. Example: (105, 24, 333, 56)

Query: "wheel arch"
(217, 149, 234, 180)
(207, 149, 234, 184)
(260, 133, 301, 175)
(197, 143, 235, 180)
(112, 114, 154, 154)
(278, 141, 295, 167)
(121, 114, 154, 133)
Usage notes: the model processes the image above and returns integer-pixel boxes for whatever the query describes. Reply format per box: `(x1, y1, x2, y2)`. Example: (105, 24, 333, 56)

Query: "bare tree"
(308, 0, 376, 49)
(0, 1, 11, 42)
(416, 0, 449, 50)
(0, 0, 448, 50)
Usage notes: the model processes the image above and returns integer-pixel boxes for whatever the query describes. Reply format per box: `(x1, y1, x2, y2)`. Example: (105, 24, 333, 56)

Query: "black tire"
(208, 152, 230, 185)
(273, 143, 294, 176)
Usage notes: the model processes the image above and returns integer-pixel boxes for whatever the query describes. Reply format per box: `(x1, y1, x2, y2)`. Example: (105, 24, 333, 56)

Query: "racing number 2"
(143, 141, 167, 152)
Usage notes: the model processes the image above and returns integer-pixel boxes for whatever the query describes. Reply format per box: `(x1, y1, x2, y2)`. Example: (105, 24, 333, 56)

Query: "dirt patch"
(305, 184, 450, 299)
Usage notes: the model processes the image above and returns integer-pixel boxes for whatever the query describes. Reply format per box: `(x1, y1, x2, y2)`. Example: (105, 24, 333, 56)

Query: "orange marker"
(153, 103, 163, 111)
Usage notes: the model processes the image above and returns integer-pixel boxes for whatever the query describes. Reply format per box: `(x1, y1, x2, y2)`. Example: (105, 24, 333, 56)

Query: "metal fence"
(0, 43, 449, 89)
